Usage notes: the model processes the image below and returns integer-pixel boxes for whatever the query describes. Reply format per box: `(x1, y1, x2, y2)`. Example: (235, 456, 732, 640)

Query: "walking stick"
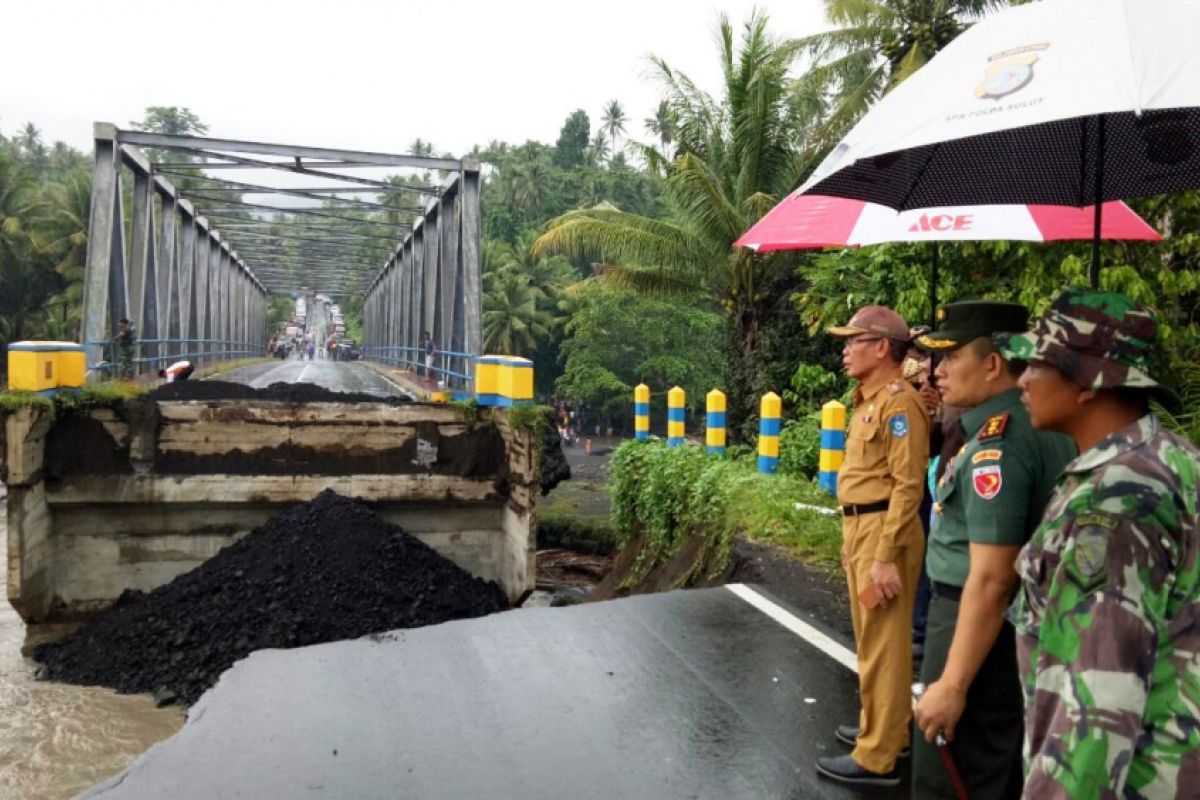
(912, 683, 971, 800)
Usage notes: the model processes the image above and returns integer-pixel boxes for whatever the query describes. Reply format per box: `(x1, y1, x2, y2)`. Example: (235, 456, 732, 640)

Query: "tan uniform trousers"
(843, 509, 924, 774)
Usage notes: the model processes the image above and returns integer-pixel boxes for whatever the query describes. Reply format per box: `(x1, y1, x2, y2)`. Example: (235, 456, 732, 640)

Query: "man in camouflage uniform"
(113, 318, 136, 380)
(996, 288, 1200, 798)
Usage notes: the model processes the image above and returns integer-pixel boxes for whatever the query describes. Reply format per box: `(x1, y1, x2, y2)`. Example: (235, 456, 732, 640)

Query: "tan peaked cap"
(827, 305, 910, 340)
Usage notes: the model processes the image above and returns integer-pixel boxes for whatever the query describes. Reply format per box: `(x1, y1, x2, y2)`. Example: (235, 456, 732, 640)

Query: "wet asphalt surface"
(83, 587, 910, 800)
(217, 358, 411, 398)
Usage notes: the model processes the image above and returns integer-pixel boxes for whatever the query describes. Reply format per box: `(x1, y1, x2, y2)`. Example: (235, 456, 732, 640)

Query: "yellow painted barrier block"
(56, 345, 87, 388)
(501, 356, 534, 402)
(7, 342, 59, 391)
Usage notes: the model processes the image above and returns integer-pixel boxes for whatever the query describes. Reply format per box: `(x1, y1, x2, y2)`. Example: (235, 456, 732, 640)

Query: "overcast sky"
(2, 0, 829, 159)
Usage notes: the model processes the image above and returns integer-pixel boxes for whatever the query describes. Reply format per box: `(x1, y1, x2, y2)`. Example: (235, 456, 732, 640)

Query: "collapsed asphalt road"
(81, 586, 908, 800)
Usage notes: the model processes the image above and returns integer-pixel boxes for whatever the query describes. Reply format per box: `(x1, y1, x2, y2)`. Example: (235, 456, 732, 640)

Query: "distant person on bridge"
(421, 332, 436, 380)
(112, 318, 137, 380)
(819, 305, 930, 788)
(158, 360, 194, 383)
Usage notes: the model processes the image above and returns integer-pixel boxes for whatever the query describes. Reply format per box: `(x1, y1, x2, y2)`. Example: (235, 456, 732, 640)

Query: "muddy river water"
(0, 497, 183, 800)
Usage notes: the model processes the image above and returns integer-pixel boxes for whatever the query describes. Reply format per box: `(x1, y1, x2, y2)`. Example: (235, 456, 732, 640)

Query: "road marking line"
(297, 364, 311, 383)
(725, 583, 858, 674)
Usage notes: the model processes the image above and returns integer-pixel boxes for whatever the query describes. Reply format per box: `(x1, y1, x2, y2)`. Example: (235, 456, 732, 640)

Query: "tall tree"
(554, 110, 591, 169)
(482, 271, 552, 356)
(644, 100, 676, 153)
(129, 107, 209, 136)
(535, 11, 819, 433)
(600, 100, 627, 160)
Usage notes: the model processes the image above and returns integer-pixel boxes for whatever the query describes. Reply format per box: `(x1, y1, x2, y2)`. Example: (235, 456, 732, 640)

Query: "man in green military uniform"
(112, 317, 136, 380)
(912, 301, 1076, 799)
(996, 288, 1200, 798)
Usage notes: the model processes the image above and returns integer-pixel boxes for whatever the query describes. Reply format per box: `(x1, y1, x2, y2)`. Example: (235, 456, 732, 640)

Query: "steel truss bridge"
(82, 124, 482, 383)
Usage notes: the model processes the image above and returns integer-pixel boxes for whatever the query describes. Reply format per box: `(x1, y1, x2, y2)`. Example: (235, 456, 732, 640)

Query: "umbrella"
(797, 0, 1200, 285)
(734, 194, 1160, 321)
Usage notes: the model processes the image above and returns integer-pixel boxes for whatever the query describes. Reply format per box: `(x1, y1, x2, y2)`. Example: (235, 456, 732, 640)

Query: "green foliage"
(555, 280, 723, 426)
(0, 382, 146, 422)
(608, 439, 843, 582)
(0, 391, 54, 416)
(536, 513, 617, 554)
(554, 111, 591, 169)
(778, 413, 822, 479)
(782, 361, 842, 411)
(506, 404, 552, 437)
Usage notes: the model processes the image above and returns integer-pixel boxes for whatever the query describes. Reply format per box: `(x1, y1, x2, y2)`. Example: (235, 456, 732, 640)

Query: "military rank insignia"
(973, 465, 1002, 500)
(978, 413, 1010, 440)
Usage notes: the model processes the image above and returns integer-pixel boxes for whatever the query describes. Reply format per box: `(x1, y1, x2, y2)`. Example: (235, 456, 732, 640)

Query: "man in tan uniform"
(818, 305, 931, 788)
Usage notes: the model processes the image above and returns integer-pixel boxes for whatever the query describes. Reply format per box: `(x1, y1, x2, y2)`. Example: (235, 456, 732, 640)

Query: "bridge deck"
(217, 358, 411, 398)
(83, 587, 910, 799)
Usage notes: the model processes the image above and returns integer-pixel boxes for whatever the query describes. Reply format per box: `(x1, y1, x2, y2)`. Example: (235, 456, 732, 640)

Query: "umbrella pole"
(1089, 115, 1107, 287)
(929, 242, 940, 327)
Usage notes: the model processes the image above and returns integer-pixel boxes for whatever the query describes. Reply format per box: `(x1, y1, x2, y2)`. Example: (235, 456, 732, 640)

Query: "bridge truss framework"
(82, 124, 482, 381)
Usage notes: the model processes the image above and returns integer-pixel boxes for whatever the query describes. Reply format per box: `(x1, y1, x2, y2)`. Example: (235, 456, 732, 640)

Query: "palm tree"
(644, 100, 676, 153)
(482, 271, 552, 356)
(586, 131, 610, 167)
(600, 100, 627, 160)
(795, 0, 1009, 165)
(534, 11, 817, 429)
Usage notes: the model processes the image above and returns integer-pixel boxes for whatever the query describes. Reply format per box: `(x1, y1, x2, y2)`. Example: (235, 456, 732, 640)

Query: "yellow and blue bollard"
(818, 400, 846, 496)
(634, 383, 650, 441)
(758, 392, 781, 474)
(667, 386, 686, 448)
(706, 389, 726, 456)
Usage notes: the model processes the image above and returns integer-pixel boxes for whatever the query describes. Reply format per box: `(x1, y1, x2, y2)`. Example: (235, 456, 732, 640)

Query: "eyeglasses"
(845, 336, 884, 348)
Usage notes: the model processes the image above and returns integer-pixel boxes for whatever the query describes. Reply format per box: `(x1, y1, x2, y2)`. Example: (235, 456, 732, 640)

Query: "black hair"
(886, 338, 907, 364)
(968, 337, 1026, 379)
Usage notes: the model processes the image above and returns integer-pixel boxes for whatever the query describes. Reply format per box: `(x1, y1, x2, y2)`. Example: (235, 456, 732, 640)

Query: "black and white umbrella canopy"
(800, 0, 1200, 210)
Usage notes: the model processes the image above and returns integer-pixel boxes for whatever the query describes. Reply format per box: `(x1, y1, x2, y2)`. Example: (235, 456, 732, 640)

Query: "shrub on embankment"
(592, 440, 842, 598)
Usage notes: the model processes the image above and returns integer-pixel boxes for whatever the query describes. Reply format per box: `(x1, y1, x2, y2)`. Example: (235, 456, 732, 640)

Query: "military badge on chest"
(972, 464, 1003, 500)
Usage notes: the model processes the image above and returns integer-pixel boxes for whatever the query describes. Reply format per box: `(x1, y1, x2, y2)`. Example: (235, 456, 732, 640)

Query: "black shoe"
(816, 754, 901, 787)
(834, 726, 911, 759)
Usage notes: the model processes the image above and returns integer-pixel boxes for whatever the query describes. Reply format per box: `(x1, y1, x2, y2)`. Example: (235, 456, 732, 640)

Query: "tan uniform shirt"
(837, 375, 931, 562)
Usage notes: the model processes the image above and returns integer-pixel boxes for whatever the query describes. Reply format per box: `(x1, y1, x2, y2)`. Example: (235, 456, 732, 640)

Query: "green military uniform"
(912, 302, 1076, 800)
(113, 320, 136, 380)
(997, 289, 1200, 799)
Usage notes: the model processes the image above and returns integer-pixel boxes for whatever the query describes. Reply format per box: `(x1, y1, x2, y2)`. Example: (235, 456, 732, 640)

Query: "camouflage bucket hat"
(994, 287, 1166, 394)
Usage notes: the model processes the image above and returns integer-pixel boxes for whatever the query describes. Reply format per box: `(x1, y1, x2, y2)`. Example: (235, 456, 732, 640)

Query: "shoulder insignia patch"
(890, 413, 909, 438)
(1066, 526, 1110, 592)
(978, 413, 1010, 441)
(1075, 511, 1120, 530)
(972, 465, 1002, 499)
(972, 448, 1003, 464)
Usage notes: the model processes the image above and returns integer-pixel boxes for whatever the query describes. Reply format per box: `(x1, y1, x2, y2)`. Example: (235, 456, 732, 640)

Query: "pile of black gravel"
(151, 380, 410, 404)
(33, 490, 507, 705)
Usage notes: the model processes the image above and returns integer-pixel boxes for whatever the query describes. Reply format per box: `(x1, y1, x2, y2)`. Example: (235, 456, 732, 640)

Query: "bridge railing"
(361, 346, 476, 389)
(86, 338, 264, 379)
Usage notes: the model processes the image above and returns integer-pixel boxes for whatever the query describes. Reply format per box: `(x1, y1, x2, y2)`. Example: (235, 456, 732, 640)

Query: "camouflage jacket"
(1013, 414, 1200, 799)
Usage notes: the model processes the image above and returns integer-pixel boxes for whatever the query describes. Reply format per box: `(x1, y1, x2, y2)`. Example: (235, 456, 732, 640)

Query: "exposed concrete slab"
(3, 397, 538, 623)
(83, 587, 909, 800)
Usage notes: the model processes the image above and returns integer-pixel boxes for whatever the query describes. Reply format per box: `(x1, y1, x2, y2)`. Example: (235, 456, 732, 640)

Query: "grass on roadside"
(609, 440, 844, 581)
